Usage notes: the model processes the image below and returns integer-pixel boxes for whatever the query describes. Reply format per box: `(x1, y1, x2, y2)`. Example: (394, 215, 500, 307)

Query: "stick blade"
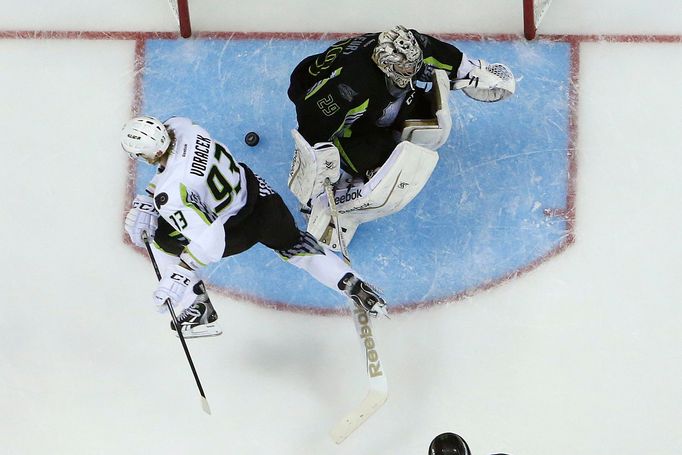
(201, 397, 212, 415)
(330, 389, 388, 444)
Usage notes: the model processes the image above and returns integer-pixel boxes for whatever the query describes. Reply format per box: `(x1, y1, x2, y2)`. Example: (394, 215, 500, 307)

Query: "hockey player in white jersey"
(121, 116, 387, 338)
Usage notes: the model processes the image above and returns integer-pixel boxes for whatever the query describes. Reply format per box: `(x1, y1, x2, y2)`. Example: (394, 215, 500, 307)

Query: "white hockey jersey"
(148, 117, 248, 268)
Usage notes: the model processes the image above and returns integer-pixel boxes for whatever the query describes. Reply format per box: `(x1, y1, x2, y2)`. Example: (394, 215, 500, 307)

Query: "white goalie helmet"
(120, 116, 171, 163)
(372, 25, 423, 88)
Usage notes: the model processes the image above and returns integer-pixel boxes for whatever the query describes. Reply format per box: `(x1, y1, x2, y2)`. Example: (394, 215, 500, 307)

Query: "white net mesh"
(166, 0, 191, 37)
(534, 0, 552, 28)
(167, 0, 180, 21)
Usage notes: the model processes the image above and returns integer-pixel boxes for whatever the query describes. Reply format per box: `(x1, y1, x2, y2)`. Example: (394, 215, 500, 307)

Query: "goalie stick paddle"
(323, 179, 388, 444)
(142, 232, 211, 415)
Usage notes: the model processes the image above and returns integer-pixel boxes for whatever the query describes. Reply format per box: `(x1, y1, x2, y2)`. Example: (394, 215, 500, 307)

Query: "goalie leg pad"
(343, 141, 439, 222)
(309, 141, 439, 251)
(288, 129, 341, 204)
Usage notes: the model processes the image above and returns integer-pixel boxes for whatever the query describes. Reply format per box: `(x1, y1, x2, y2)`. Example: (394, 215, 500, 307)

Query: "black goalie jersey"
(287, 30, 465, 175)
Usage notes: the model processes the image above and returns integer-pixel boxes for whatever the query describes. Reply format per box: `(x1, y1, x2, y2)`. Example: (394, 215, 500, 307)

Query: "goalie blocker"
(288, 130, 340, 205)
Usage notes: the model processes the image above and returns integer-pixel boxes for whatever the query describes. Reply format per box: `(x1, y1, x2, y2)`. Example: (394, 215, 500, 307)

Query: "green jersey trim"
(424, 56, 453, 71)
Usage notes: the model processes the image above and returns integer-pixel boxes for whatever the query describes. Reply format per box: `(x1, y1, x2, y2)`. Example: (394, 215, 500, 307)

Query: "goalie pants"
(154, 165, 301, 257)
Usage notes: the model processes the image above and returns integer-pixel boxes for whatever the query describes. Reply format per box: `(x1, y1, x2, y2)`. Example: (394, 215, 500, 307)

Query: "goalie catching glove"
(453, 59, 516, 102)
(125, 194, 159, 247)
(153, 264, 198, 313)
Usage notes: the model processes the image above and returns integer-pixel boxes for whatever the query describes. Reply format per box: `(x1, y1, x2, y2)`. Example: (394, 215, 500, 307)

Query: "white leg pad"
(401, 69, 452, 150)
(307, 141, 439, 251)
(288, 129, 341, 205)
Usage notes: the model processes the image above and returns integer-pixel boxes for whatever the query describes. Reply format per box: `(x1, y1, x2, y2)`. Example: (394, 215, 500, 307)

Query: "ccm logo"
(170, 273, 191, 286)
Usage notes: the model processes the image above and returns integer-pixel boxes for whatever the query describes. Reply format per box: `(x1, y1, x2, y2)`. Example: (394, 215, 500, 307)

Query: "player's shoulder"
(163, 116, 192, 130)
(151, 180, 182, 215)
(164, 117, 212, 141)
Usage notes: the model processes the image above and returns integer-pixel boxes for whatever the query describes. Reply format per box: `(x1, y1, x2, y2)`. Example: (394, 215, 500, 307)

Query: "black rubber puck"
(245, 132, 260, 147)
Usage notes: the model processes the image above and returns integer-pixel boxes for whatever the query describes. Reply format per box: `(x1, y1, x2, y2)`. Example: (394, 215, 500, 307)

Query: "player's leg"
(251, 173, 387, 316)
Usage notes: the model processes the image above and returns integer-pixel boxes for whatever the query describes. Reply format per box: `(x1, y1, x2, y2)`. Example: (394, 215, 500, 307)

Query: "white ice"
(0, 2, 681, 455)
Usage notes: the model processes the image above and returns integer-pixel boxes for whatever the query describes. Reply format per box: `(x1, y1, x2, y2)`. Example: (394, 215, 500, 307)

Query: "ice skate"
(338, 272, 388, 318)
(170, 286, 222, 338)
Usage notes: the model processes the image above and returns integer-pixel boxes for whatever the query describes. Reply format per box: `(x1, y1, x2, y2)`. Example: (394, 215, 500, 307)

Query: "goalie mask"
(121, 116, 171, 163)
(372, 25, 423, 89)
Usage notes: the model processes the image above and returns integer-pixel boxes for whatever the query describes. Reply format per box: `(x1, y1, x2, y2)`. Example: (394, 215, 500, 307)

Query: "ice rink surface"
(1, 2, 681, 455)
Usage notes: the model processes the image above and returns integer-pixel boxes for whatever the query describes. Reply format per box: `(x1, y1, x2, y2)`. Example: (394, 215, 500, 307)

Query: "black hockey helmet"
(428, 433, 471, 455)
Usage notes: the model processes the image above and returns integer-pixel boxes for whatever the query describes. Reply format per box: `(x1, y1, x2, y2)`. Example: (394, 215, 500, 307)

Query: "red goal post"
(523, 0, 552, 40)
(167, 0, 192, 38)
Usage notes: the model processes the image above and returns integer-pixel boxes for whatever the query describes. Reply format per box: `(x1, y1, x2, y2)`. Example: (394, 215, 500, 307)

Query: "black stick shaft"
(142, 234, 208, 403)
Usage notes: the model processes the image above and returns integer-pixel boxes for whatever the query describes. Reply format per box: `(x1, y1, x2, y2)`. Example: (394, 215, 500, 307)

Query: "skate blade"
(174, 323, 223, 339)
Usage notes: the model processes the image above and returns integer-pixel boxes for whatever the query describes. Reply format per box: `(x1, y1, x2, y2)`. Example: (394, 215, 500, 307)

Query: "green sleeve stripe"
(424, 56, 453, 71)
(333, 138, 358, 173)
(180, 184, 212, 225)
(183, 247, 206, 267)
(304, 67, 343, 100)
(331, 98, 369, 138)
(327, 98, 369, 173)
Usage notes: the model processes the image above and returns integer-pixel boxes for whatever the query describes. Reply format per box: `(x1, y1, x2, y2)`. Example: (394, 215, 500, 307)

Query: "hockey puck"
(245, 132, 260, 147)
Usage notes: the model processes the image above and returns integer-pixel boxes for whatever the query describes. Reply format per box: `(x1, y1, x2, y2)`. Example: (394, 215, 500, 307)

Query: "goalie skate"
(171, 291, 222, 338)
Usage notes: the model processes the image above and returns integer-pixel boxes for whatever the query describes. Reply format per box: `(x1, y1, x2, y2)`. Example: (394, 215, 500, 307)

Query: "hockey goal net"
(167, 0, 192, 37)
(523, 0, 552, 39)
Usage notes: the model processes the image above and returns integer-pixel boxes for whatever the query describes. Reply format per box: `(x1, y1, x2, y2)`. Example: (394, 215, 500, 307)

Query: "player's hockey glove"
(153, 264, 198, 313)
(125, 194, 159, 247)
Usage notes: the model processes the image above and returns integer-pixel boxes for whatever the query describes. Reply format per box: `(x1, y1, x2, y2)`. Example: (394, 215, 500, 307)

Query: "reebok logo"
(354, 307, 383, 378)
(335, 187, 362, 204)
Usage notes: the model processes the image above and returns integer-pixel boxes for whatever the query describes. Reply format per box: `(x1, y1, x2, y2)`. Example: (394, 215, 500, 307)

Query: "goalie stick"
(324, 179, 389, 444)
(142, 232, 211, 415)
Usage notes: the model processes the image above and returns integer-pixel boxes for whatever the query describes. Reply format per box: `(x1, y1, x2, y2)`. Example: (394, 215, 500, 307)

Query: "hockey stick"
(142, 232, 211, 415)
(324, 178, 351, 266)
(323, 179, 388, 444)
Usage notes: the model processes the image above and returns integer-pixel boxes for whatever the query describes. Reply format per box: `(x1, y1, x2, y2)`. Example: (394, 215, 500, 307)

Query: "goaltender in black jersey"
(286, 26, 516, 251)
